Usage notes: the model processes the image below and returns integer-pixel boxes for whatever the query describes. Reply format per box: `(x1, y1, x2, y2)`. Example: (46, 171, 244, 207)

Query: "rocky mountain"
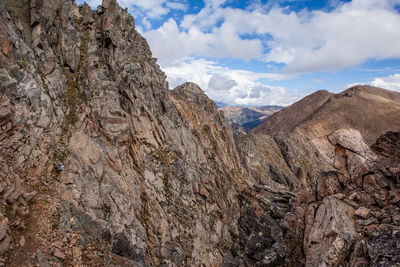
(237, 85, 400, 266)
(0, 0, 399, 267)
(253, 85, 400, 145)
(0, 0, 242, 265)
(220, 105, 283, 131)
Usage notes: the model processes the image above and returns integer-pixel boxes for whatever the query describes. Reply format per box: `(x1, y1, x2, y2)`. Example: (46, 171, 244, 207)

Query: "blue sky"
(77, 0, 400, 106)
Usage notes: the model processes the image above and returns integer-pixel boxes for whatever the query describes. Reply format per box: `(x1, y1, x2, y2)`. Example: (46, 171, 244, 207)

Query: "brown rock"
(5, 184, 23, 204)
(22, 191, 37, 202)
(349, 192, 376, 206)
(0, 218, 8, 241)
(392, 214, 400, 225)
(72, 247, 82, 259)
(295, 189, 315, 207)
(199, 185, 210, 199)
(53, 241, 63, 249)
(53, 248, 65, 260)
(355, 207, 371, 219)
(306, 196, 357, 266)
(0, 235, 10, 254)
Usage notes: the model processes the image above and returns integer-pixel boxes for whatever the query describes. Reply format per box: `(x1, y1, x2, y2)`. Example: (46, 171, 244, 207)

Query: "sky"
(76, 0, 400, 107)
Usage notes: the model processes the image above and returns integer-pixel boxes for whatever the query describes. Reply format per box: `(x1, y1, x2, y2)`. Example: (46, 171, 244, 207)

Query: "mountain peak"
(254, 85, 400, 144)
(173, 82, 205, 96)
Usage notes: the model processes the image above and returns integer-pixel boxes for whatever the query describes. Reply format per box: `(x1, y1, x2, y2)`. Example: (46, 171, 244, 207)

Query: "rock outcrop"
(0, 1, 241, 265)
(281, 129, 400, 266)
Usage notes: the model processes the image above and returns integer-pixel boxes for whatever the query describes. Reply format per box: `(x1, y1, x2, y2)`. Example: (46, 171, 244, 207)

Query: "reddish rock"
(295, 189, 315, 207)
(0, 218, 8, 241)
(305, 196, 357, 266)
(53, 248, 65, 260)
(355, 207, 371, 219)
(349, 191, 376, 206)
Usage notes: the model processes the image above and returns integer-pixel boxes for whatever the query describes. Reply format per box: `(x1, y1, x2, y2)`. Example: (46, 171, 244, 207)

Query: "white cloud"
(165, 2, 188, 11)
(80, 0, 400, 106)
(164, 58, 298, 106)
(347, 73, 400, 92)
(208, 74, 237, 91)
(370, 73, 400, 91)
(143, 0, 400, 73)
(79, 0, 188, 20)
(144, 18, 263, 66)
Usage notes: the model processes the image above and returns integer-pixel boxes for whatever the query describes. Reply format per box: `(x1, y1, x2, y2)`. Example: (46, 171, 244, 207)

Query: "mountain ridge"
(253, 85, 400, 144)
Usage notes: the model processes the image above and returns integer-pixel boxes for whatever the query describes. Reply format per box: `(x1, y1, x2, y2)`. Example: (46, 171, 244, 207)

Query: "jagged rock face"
(235, 127, 400, 266)
(372, 131, 400, 163)
(223, 185, 295, 267)
(285, 130, 400, 266)
(236, 132, 333, 191)
(0, 0, 241, 265)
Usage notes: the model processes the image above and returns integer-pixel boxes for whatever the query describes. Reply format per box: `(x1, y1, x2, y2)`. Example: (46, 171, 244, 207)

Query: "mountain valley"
(220, 105, 283, 132)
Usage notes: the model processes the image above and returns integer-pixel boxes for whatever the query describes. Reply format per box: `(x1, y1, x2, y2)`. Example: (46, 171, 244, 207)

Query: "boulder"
(305, 196, 357, 266)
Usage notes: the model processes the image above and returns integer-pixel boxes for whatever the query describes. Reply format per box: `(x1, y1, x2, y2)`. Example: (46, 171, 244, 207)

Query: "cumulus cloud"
(144, 18, 263, 66)
(164, 58, 298, 106)
(208, 74, 237, 91)
(143, 0, 400, 72)
(371, 73, 400, 91)
(77, 0, 188, 25)
(79, 0, 400, 106)
(347, 73, 400, 92)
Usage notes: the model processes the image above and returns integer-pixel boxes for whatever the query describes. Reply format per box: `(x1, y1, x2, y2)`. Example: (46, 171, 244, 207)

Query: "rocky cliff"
(0, 0, 400, 267)
(0, 0, 242, 265)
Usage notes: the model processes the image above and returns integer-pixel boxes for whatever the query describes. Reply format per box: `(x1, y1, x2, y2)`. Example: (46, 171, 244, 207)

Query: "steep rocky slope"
(283, 129, 400, 266)
(0, 0, 242, 265)
(253, 90, 333, 135)
(236, 129, 400, 266)
(238, 86, 400, 266)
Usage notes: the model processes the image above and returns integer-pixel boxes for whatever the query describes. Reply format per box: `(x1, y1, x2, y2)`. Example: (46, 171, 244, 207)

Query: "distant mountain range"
(215, 101, 229, 108)
(219, 105, 283, 131)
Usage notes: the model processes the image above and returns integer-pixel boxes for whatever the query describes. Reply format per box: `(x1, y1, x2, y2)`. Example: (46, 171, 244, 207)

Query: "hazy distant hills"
(219, 105, 283, 131)
(253, 85, 400, 144)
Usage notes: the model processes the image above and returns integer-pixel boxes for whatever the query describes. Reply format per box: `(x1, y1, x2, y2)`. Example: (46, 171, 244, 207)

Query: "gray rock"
(0, 235, 10, 254)
(54, 163, 65, 172)
(0, 218, 8, 241)
(36, 250, 52, 267)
